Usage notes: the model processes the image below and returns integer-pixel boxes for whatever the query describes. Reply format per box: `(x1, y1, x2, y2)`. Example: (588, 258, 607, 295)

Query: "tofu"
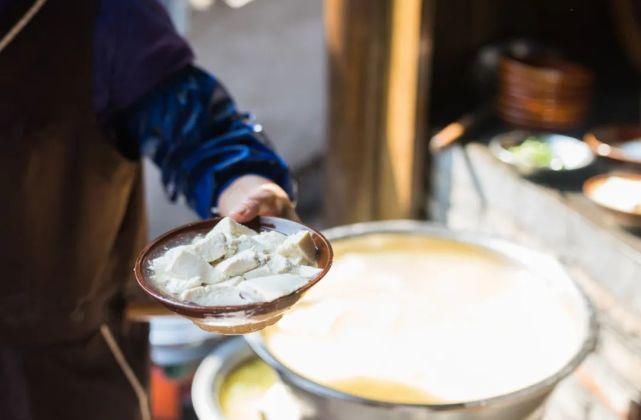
(293, 265, 323, 279)
(152, 217, 325, 305)
(179, 277, 245, 303)
(222, 276, 244, 287)
(201, 268, 226, 285)
(221, 234, 258, 259)
(215, 249, 260, 277)
(237, 286, 264, 302)
(165, 277, 202, 295)
(150, 245, 190, 274)
(268, 254, 292, 274)
(276, 231, 317, 265)
(243, 265, 272, 279)
(208, 217, 257, 239)
(163, 248, 214, 280)
(253, 231, 287, 252)
(232, 234, 259, 253)
(244, 255, 291, 278)
(192, 232, 227, 263)
(238, 274, 309, 301)
(179, 285, 210, 302)
(180, 285, 250, 306)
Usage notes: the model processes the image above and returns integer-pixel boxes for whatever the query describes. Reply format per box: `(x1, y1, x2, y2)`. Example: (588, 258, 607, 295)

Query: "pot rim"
(192, 337, 255, 420)
(245, 220, 598, 412)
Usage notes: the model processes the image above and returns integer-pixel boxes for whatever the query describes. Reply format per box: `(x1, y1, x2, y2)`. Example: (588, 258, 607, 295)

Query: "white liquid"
(264, 235, 583, 403)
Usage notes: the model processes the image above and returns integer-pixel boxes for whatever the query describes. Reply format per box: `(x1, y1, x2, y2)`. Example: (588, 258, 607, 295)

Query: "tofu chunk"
(232, 234, 259, 253)
(215, 249, 260, 277)
(253, 231, 287, 253)
(276, 231, 317, 265)
(180, 285, 251, 306)
(162, 248, 214, 280)
(268, 254, 292, 274)
(179, 285, 210, 302)
(192, 232, 227, 263)
(150, 245, 190, 274)
(243, 265, 272, 279)
(178, 277, 244, 302)
(293, 265, 323, 279)
(208, 217, 257, 239)
(165, 277, 202, 294)
(238, 274, 309, 301)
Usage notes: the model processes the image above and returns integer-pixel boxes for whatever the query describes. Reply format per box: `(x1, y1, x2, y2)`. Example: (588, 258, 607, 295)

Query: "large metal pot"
(245, 220, 598, 420)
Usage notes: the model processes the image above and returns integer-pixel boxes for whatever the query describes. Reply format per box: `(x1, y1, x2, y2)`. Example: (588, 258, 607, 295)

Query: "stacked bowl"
(498, 54, 594, 130)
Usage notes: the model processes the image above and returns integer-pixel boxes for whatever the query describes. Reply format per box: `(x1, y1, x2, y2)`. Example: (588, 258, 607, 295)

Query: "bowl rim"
(191, 337, 256, 420)
(489, 130, 595, 173)
(583, 172, 641, 218)
(246, 220, 598, 412)
(134, 216, 333, 317)
(584, 125, 641, 165)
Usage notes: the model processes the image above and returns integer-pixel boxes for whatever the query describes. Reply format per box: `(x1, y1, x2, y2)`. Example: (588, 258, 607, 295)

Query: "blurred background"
(147, 1, 641, 419)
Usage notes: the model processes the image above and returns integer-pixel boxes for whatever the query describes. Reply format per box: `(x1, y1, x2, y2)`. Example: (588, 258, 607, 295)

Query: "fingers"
(219, 176, 298, 222)
(229, 199, 260, 222)
(228, 189, 297, 222)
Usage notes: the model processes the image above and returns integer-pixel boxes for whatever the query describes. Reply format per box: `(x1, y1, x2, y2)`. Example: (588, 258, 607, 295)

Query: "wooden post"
(325, 0, 433, 225)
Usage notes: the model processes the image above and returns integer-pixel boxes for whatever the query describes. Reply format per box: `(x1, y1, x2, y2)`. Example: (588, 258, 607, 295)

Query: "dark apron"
(0, 0, 150, 418)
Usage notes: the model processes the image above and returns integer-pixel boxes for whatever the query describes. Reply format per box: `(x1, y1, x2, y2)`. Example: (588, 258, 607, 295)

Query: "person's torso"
(0, 0, 146, 344)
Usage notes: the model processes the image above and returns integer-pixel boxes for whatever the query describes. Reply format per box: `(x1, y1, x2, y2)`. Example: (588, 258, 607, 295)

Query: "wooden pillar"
(324, 0, 433, 225)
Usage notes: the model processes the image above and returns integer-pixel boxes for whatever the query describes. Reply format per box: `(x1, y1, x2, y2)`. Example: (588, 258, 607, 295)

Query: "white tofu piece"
(180, 274, 261, 305)
(164, 248, 214, 280)
(179, 285, 209, 302)
(292, 265, 323, 279)
(232, 234, 259, 253)
(152, 246, 224, 288)
(165, 277, 202, 295)
(243, 265, 272, 279)
(220, 276, 244, 287)
(238, 286, 264, 302)
(181, 285, 249, 306)
(201, 268, 226, 285)
(215, 249, 260, 277)
(201, 289, 246, 305)
(268, 254, 292, 274)
(253, 231, 287, 253)
(192, 232, 227, 263)
(208, 217, 257, 239)
(150, 245, 189, 274)
(220, 233, 257, 259)
(238, 274, 309, 301)
(276, 231, 317, 265)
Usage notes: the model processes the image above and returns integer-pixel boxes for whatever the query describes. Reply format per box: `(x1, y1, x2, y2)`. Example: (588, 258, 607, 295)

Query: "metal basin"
(245, 220, 598, 420)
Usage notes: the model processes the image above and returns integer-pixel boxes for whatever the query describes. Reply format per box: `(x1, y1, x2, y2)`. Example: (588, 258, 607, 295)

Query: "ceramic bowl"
(583, 172, 641, 227)
(585, 125, 641, 166)
(489, 131, 595, 179)
(134, 216, 333, 334)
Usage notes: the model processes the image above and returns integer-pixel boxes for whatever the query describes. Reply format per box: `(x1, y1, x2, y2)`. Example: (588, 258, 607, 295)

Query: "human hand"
(217, 174, 299, 222)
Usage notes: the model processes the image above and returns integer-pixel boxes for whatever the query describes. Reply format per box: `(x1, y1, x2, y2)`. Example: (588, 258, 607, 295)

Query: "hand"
(218, 175, 299, 222)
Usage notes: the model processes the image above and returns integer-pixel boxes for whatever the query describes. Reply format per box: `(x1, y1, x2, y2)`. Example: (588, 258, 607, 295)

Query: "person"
(0, 0, 297, 419)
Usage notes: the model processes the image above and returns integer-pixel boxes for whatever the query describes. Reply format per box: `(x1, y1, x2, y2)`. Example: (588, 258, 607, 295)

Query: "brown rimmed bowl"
(134, 216, 333, 335)
(584, 125, 641, 167)
(583, 172, 641, 227)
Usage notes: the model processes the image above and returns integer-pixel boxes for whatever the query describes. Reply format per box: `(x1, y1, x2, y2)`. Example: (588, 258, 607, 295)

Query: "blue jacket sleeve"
(119, 66, 295, 219)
